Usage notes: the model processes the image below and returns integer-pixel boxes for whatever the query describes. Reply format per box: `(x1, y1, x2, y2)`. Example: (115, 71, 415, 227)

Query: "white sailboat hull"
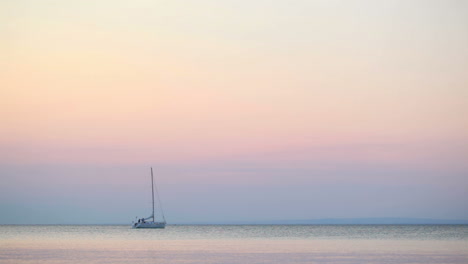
(133, 221, 166, 228)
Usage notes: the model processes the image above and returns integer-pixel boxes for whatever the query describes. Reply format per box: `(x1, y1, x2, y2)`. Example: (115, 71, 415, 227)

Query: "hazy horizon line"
(3, 217, 468, 225)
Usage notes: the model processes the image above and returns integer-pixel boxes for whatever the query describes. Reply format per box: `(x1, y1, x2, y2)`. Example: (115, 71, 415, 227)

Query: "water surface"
(1, 225, 467, 263)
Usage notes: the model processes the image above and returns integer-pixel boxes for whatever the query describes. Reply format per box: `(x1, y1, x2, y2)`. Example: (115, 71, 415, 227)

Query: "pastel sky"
(1, 0, 467, 224)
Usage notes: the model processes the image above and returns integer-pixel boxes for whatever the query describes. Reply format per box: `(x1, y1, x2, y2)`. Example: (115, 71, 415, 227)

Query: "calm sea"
(1, 225, 467, 263)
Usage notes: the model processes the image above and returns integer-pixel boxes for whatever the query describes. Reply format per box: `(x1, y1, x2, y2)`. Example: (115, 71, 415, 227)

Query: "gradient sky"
(1, 0, 467, 224)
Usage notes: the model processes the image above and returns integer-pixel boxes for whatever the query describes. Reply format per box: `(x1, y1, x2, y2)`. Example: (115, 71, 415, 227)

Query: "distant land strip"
(173, 218, 468, 225)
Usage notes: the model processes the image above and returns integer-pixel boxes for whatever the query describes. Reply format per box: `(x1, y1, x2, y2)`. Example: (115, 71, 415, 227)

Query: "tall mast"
(151, 167, 155, 222)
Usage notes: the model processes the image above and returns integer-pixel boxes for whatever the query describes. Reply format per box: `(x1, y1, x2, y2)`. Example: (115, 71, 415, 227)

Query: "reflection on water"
(1, 225, 467, 264)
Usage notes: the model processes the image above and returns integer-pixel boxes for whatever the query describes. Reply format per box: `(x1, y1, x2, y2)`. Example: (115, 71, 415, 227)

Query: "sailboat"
(132, 167, 166, 228)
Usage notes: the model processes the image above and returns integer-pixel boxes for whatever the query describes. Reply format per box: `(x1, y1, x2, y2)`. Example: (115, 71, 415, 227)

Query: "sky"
(1, 0, 467, 224)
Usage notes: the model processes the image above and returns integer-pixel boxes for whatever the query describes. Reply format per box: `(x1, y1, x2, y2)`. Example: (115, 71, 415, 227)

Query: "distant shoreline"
(166, 217, 468, 225)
